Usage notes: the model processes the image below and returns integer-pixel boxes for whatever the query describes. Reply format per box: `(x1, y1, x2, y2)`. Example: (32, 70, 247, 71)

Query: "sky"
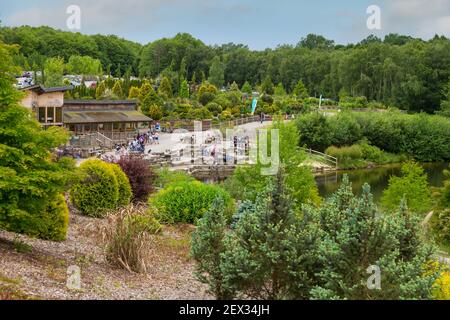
(1, 0, 450, 49)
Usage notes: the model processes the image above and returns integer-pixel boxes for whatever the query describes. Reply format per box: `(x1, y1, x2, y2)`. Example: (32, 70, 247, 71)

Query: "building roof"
(19, 84, 74, 94)
(64, 99, 138, 105)
(63, 110, 152, 124)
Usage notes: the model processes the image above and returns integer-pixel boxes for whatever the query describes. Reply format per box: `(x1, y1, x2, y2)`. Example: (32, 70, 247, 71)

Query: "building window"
(47, 107, 54, 123)
(38, 107, 45, 123)
(56, 108, 62, 123)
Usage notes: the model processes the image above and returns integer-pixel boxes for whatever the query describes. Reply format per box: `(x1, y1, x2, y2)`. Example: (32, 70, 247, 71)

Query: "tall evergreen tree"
(208, 56, 225, 89)
(191, 197, 233, 299)
(158, 76, 173, 98)
(112, 80, 123, 99)
(241, 81, 252, 95)
(221, 170, 320, 299)
(43, 57, 64, 87)
(293, 80, 309, 99)
(179, 78, 189, 99)
(95, 81, 106, 99)
(261, 76, 274, 95)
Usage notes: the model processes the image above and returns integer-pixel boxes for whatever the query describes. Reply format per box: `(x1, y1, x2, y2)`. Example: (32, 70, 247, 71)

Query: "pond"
(315, 162, 448, 203)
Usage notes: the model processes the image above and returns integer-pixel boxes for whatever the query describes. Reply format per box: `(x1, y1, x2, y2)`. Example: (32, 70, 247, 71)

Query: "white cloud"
(384, 0, 450, 39)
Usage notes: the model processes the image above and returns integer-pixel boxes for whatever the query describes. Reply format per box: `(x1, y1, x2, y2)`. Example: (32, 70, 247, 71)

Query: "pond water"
(315, 162, 448, 203)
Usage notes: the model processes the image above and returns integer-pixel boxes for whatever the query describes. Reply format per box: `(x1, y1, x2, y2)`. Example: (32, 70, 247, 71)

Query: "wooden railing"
(300, 147, 338, 168)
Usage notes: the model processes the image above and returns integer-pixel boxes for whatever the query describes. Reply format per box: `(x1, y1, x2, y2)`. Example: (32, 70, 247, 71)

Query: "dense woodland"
(2, 26, 450, 114)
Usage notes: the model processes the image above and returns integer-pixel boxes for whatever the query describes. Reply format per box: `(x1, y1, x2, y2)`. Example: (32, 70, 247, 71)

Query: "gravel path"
(0, 212, 211, 300)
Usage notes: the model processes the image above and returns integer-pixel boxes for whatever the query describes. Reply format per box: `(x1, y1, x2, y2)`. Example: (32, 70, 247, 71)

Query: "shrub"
(359, 140, 385, 162)
(329, 112, 362, 146)
(440, 169, 450, 208)
(70, 159, 119, 217)
(325, 145, 363, 161)
(430, 209, 450, 248)
(381, 161, 432, 214)
(117, 155, 155, 201)
(297, 111, 450, 162)
(304, 177, 436, 300)
(206, 102, 222, 116)
(149, 180, 233, 224)
(339, 96, 368, 108)
(433, 269, 450, 300)
(110, 164, 132, 207)
(102, 205, 160, 273)
(9, 194, 70, 242)
(199, 92, 216, 106)
(295, 113, 332, 151)
(37, 194, 70, 241)
(154, 167, 194, 189)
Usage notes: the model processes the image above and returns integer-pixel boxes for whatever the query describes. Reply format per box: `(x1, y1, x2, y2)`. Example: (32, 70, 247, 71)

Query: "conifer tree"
(191, 197, 233, 300)
(112, 80, 123, 99)
(179, 78, 189, 99)
(293, 80, 309, 99)
(158, 76, 173, 98)
(95, 81, 106, 99)
(241, 81, 252, 95)
(304, 176, 437, 300)
(221, 170, 320, 299)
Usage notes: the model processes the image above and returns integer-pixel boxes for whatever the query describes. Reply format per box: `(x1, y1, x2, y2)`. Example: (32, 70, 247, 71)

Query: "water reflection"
(315, 163, 448, 203)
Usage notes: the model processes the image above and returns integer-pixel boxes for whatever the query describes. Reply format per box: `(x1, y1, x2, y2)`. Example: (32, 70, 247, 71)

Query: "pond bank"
(315, 162, 448, 203)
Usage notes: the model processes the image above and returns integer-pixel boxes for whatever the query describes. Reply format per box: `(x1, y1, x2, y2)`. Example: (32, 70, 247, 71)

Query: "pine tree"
(293, 80, 309, 99)
(179, 78, 189, 99)
(128, 86, 140, 99)
(261, 76, 274, 95)
(158, 76, 173, 98)
(274, 83, 286, 96)
(221, 169, 320, 299)
(139, 82, 162, 116)
(229, 81, 240, 92)
(95, 81, 106, 100)
(304, 176, 437, 300)
(208, 56, 224, 89)
(241, 81, 252, 95)
(115, 63, 122, 78)
(112, 80, 123, 99)
(191, 197, 233, 299)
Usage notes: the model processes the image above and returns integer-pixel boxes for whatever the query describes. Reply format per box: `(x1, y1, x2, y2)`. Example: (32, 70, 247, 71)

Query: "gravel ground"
(0, 211, 211, 300)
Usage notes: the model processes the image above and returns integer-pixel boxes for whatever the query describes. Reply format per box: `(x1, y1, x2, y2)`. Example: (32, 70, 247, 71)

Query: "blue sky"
(1, 0, 449, 49)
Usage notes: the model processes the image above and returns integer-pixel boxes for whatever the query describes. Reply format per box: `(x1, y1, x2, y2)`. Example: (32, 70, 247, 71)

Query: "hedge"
(149, 180, 234, 224)
(70, 159, 131, 217)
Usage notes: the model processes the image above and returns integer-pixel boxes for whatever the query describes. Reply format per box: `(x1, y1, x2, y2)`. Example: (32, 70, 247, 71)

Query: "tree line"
(1, 26, 450, 113)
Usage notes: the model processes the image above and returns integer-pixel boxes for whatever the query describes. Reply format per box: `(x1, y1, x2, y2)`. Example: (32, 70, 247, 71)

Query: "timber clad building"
(20, 85, 152, 138)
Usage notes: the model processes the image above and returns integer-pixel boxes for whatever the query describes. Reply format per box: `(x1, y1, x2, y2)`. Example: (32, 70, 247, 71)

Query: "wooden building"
(20, 84, 73, 127)
(19, 85, 152, 140)
(63, 100, 151, 139)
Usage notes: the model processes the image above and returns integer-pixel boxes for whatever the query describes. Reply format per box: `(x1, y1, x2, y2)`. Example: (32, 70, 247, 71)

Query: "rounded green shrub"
(149, 180, 233, 224)
(70, 159, 119, 217)
(6, 194, 70, 242)
(110, 163, 132, 207)
(38, 194, 70, 241)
